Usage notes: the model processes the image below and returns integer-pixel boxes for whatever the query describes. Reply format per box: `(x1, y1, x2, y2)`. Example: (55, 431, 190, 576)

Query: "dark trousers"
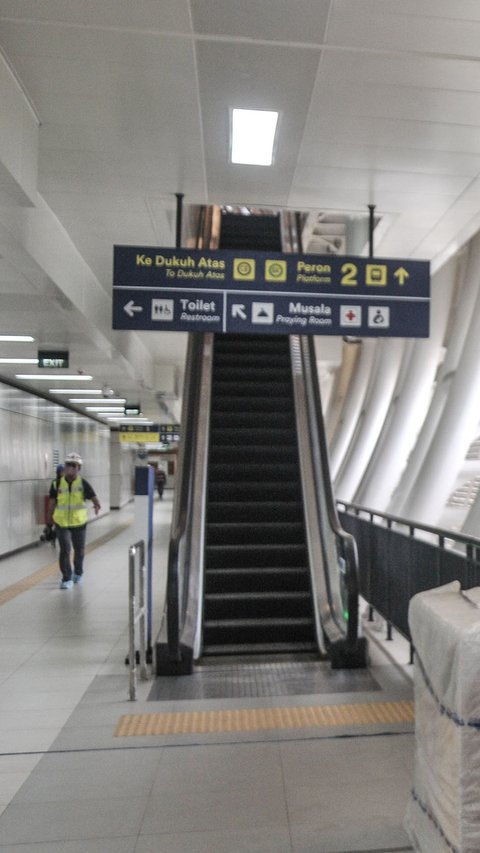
(56, 525, 87, 581)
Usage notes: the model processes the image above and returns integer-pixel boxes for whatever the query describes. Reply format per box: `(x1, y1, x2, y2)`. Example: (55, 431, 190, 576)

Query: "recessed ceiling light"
(15, 374, 93, 380)
(0, 358, 38, 364)
(0, 335, 34, 342)
(107, 417, 152, 423)
(86, 406, 125, 412)
(231, 108, 279, 166)
(50, 389, 103, 394)
(69, 398, 127, 404)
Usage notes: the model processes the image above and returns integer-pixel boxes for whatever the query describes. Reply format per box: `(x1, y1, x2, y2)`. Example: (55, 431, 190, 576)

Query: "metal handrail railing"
(293, 335, 360, 650)
(336, 500, 480, 556)
(304, 336, 360, 645)
(337, 500, 480, 649)
(128, 539, 148, 700)
(156, 332, 213, 672)
(164, 333, 204, 661)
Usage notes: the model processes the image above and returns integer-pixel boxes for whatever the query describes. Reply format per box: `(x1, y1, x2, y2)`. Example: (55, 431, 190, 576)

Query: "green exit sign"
(38, 350, 69, 368)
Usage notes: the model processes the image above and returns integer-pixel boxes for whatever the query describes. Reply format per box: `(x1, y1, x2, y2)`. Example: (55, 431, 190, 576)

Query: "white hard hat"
(65, 451, 83, 466)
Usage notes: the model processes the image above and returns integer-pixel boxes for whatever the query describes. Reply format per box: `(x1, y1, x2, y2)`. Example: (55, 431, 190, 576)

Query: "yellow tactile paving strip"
(0, 520, 132, 606)
(114, 700, 414, 737)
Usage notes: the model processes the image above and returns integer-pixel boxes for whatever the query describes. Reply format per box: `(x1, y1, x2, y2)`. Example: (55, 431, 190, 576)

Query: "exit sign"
(38, 350, 69, 368)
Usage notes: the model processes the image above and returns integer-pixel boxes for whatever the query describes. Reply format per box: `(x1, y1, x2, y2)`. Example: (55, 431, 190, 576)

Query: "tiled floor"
(0, 495, 414, 852)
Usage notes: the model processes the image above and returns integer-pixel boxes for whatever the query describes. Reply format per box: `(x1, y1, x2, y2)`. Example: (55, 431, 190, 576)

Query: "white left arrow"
(124, 299, 143, 317)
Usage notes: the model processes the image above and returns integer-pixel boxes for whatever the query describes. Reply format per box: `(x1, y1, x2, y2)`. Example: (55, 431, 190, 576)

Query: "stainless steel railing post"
(128, 540, 149, 700)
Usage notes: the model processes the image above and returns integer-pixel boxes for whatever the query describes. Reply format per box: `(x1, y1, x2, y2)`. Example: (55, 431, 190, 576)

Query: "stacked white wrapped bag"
(405, 581, 480, 853)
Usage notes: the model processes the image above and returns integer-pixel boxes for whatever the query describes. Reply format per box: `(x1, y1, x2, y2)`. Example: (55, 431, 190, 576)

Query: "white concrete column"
(461, 490, 480, 538)
(334, 338, 405, 502)
(390, 246, 475, 517)
(329, 339, 376, 481)
(399, 237, 480, 526)
(355, 257, 455, 510)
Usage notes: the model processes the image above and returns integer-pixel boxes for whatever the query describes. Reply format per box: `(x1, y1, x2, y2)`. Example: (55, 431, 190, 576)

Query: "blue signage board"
(159, 423, 180, 443)
(113, 246, 430, 338)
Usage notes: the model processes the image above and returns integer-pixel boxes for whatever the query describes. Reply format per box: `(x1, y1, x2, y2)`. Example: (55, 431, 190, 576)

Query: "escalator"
(203, 333, 316, 655)
(155, 210, 367, 674)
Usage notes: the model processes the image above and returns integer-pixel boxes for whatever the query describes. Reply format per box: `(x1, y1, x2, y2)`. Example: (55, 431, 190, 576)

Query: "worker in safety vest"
(47, 452, 101, 589)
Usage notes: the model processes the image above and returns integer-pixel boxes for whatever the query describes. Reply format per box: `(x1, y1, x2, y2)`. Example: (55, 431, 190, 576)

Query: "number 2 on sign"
(340, 262, 358, 286)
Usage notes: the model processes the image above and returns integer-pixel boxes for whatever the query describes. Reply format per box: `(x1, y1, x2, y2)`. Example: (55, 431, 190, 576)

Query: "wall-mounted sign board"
(119, 424, 160, 443)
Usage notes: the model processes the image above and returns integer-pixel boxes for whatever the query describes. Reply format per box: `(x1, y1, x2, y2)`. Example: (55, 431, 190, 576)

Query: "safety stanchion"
(128, 540, 149, 701)
(134, 463, 154, 662)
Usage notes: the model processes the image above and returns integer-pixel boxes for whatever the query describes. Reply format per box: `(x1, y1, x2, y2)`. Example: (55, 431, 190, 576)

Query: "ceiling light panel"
(15, 374, 93, 380)
(231, 108, 279, 166)
(86, 406, 125, 412)
(0, 358, 38, 364)
(69, 398, 126, 404)
(50, 389, 103, 394)
(0, 335, 35, 341)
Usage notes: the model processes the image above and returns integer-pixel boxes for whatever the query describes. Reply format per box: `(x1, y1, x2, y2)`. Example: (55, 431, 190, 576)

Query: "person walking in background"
(155, 466, 167, 499)
(47, 452, 101, 589)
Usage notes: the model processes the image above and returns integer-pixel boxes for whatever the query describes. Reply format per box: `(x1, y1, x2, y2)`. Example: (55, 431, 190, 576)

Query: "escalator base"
(202, 641, 318, 656)
(329, 636, 369, 669)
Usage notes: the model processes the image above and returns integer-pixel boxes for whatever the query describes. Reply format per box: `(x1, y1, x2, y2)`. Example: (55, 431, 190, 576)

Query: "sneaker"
(60, 580, 73, 589)
(73, 573, 83, 585)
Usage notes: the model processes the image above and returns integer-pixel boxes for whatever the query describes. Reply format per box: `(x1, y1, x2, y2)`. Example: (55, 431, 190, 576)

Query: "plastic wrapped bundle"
(405, 581, 480, 853)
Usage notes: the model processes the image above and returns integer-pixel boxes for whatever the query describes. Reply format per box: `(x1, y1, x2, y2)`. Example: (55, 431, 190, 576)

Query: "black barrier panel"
(338, 513, 372, 601)
(338, 509, 480, 643)
(405, 537, 441, 603)
(386, 531, 416, 638)
(370, 524, 391, 619)
(467, 548, 480, 587)
(441, 546, 476, 588)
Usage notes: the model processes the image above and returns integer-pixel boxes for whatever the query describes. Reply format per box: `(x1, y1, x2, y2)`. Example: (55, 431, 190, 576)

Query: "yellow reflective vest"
(53, 476, 88, 528)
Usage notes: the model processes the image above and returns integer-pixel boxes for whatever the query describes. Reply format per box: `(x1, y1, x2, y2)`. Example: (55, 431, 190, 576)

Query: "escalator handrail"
(299, 335, 360, 646)
(165, 332, 204, 659)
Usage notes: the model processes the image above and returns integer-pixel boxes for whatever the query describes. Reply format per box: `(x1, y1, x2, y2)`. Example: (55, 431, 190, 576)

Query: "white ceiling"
(1, 0, 480, 422)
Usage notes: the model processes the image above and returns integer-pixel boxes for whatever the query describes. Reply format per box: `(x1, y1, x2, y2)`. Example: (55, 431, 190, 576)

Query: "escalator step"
(219, 214, 282, 252)
(208, 501, 303, 523)
(203, 617, 315, 645)
(215, 334, 288, 349)
(212, 381, 290, 397)
(204, 591, 312, 619)
(211, 396, 294, 413)
(209, 462, 298, 481)
(209, 445, 297, 464)
(202, 641, 317, 655)
(210, 412, 295, 429)
(206, 522, 305, 546)
(205, 543, 307, 568)
(205, 567, 311, 592)
(208, 482, 302, 501)
(216, 352, 290, 368)
(210, 429, 297, 446)
(214, 367, 291, 383)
